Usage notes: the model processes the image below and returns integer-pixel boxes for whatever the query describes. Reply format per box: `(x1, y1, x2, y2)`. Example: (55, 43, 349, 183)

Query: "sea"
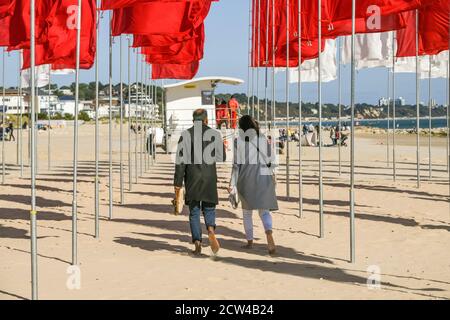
(275, 117, 448, 130)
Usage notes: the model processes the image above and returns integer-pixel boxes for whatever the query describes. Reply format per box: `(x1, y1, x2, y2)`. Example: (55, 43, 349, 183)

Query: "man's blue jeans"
(188, 201, 216, 243)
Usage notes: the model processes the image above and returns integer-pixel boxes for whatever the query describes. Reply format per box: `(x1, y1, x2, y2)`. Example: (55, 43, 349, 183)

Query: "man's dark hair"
(193, 108, 207, 122)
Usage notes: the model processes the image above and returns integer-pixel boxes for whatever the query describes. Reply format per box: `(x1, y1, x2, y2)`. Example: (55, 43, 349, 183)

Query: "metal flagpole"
(251, 0, 256, 116)
(318, 0, 324, 237)
(119, 36, 124, 204)
(392, 32, 397, 181)
(16, 57, 20, 165)
(135, 51, 139, 183)
(386, 68, 390, 167)
(127, 37, 132, 191)
(163, 80, 168, 154)
(2, 49, 5, 185)
(256, 0, 261, 122)
(415, 10, 421, 188)
(338, 37, 342, 176)
(19, 53, 23, 177)
(285, 0, 290, 200)
(428, 56, 432, 179)
(140, 57, 144, 177)
(47, 71, 51, 170)
(271, 0, 275, 128)
(30, 0, 38, 299)
(297, 0, 303, 218)
(71, 0, 82, 266)
(144, 64, 149, 171)
(108, 12, 113, 219)
(94, 0, 100, 237)
(349, 0, 356, 263)
(247, 0, 252, 115)
(264, 0, 269, 128)
(149, 74, 153, 166)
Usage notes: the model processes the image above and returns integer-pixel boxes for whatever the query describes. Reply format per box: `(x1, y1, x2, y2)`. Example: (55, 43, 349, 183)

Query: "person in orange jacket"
(228, 95, 239, 129)
(216, 99, 230, 128)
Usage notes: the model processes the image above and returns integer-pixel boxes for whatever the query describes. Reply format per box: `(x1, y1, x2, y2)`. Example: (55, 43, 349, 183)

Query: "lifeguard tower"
(163, 76, 244, 153)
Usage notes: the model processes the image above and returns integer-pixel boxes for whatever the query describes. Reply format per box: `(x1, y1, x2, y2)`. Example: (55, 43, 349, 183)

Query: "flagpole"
(108, 12, 114, 219)
(47, 71, 51, 170)
(338, 37, 342, 176)
(18, 53, 23, 177)
(318, 0, 324, 237)
(135, 51, 139, 183)
(285, 0, 290, 200)
(94, 0, 100, 237)
(349, 0, 356, 263)
(2, 49, 5, 185)
(144, 63, 149, 171)
(127, 37, 132, 191)
(297, 0, 303, 218)
(392, 32, 397, 182)
(428, 56, 432, 179)
(415, 10, 421, 188)
(30, 0, 38, 299)
(251, 0, 256, 116)
(264, 0, 269, 128)
(140, 57, 144, 177)
(16, 58, 20, 166)
(271, 0, 275, 128)
(247, 0, 252, 115)
(386, 67, 390, 168)
(71, 0, 82, 266)
(256, 0, 261, 123)
(119, 36, 124, 204)
(163, 79, 168, 154)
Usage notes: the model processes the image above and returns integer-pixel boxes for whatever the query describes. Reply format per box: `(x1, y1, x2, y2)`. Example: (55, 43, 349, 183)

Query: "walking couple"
(174, 109, 278, 256)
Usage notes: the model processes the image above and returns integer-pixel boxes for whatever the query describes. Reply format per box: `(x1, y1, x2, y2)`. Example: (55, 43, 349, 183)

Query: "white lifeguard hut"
(163, 76, 244, 153)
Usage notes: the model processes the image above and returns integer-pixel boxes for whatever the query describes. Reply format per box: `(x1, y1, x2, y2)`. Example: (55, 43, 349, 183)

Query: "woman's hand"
(227, 186, 234, 194)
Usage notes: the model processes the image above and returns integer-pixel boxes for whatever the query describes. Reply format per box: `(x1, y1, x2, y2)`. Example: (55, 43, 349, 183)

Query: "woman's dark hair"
(238, 115, 260, 136)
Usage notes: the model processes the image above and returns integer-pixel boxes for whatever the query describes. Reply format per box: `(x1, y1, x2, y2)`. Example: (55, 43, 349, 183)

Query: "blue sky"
(1, 0, 448, 106)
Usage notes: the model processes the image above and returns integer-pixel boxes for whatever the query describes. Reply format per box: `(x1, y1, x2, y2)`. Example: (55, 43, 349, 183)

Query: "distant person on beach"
(228, 115, 278, 255)
(8, 123, 15, 141)
(330, 126, 336, 145)
(174, 108, 226, 256)
(216, 99, 229, 129)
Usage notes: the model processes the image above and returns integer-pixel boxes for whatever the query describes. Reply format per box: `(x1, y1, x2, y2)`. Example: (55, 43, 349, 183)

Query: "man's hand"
(174, 186, 181, 193)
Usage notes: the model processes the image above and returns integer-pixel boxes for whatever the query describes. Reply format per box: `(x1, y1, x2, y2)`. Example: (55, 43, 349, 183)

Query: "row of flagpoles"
(246, 0, 449, 264)
(0, 0, 448, 300)
(0, 0, 216, 300)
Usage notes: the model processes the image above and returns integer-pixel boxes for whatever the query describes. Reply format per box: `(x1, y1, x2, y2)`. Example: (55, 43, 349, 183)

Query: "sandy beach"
(0, 123, 449, 300)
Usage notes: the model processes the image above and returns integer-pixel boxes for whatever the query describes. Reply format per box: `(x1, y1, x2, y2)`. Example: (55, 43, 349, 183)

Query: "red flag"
(111, 0, 212, 37)
(140, 24, 204, 64)
(0, 0, 15, 19)
(21, 0, 96, 69)
(152, 61, 199, 79)
(397, 0, 449, 57)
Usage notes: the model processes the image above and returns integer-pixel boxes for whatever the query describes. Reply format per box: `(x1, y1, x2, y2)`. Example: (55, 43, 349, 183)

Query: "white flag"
(395, 50, 449, 79)
(51, 69, 75, 75)
(21, 64, 50, 88)
(342, 32, 393, 70)
(288, 39, 337, 83)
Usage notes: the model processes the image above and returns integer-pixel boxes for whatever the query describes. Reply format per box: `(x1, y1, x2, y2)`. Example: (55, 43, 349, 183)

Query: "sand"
(0, 123, 449, 300)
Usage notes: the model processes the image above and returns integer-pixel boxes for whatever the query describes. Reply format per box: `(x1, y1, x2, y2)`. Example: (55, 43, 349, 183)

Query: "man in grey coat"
(174, 109, 226, 255)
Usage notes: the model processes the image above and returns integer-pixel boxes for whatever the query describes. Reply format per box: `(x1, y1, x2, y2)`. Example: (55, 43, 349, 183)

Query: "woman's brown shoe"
(266, 231, 276, 255)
